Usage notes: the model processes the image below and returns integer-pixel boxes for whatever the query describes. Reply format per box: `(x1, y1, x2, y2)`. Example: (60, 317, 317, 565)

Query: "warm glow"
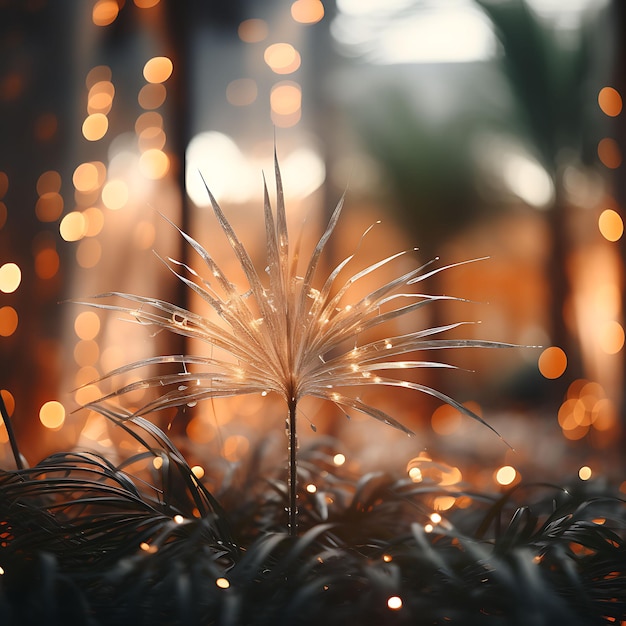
(74, 311, 101, 341)
(87, 81, 115, 114)
(216, 577, 230, 589)
(598, 320, 625, 354)
(92, 0, 119, 26)
(579, 465, 592, 481)
(138, 126, 166, 151)
(291, 0, 325, 24)
(86, 65, 112, 89)
(0, 263, 21, 293)
(139, 149, 170, 179)
(264, 43, 301, 74)
(597, 138, 622, 169)
(34, 248, 60, 279)
(0, 307, 18, 337)
(35, 192, 64, 222)
(138, 83, 166, 110)
(60, 211, 87, 241)
(191, 465, 205, 479)
(238, 19, 268, 43)
(1, 389, 15, 417)
(537, 346, 567, 379)
(136, 112, 163, 134)
(39, 400, 66, 429)
(134, 0, 160, 7)
(102, 180, 129, 210)
(74, 384, 102, 406)
(271, 81, 302, 115)
(387, 596, 402, 610)
(223, 435, 250, 462)
(143, 57, 173, 84)
(598, 87, 622, 117)
(82, 113, 109, 141)
(495, 465, 517, 486)
(73, 162, 104, 192)
(333, 453, 346, 466)
(76, 239, 102, 268)
(37, 170, 61, 195)
(74, 340, 100, 367)
(83, 207, 105, 237)
(430, 403, 462, 435)
(226, 79, 258, 106)
(306, 483, 317, 493)
(598, 209, 623, 242)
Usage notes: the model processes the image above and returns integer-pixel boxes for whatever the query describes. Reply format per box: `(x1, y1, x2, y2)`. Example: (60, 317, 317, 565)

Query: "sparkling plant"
(81, 152, 514, 536)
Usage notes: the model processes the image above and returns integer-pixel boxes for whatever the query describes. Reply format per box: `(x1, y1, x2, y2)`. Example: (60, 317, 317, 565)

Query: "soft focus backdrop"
(0, 0, 624, 494)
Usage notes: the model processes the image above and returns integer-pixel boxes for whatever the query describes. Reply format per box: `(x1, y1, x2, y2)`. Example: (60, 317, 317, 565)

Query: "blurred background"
(0, 0, 624, 495)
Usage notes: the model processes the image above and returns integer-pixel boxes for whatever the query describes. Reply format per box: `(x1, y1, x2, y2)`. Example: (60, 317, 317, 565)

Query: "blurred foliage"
(1, 407, 625, 625)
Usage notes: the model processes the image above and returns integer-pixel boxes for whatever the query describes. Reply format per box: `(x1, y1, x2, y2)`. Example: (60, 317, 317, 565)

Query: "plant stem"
(287, 397, 298, 536)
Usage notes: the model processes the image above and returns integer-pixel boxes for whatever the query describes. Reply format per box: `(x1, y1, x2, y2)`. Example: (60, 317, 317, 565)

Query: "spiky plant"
(79, 151, 515, 535)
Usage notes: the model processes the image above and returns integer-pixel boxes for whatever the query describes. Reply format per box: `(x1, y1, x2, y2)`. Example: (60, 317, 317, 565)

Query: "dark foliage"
(1, 406, 625, 625)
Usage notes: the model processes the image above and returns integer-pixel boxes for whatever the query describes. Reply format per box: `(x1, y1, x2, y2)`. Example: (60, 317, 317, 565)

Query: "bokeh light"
(598, 320, 624, 354)
(264, 43, 301, 74)
(0, 263, 21, 294)
(238, 19, 268, 43)
(598, 209, 623, 242)
(39, 400, 65, 430)
(495, 465, 517, 486)
(291, 0, 325, 24)
(143, 57, 173, 84)
(60, 211, 87, 241)
(537, 346, 567, 379)
(82, 113, 109, 141)
(597, 138, 622, 169)
(92, 0, 119, 26)
(598, 87, 622, 117)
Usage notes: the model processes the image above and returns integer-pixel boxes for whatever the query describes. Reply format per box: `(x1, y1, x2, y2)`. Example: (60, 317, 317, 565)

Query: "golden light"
(430, 403, 462, 435)
(333, 453, 346, 466)
(135, 111, 163, 134)
(215, 577, 230, 589)
(35, 192, 64, 222)
(238, 19, 268, 43)
(134, 0, 160, 7)
(143, 57, 173, 84)
(430, 512, 442, 524)
(0, 307, 18, 337)
(223, 435, 250, 462)
(139, 149, 170, 179)
(598, 209, 623, 242)
(87, 81, 115, 114)
(34, 248, 59, 279)
(76, 239, 102, 268)
(226, 79, 258, 106)
(92, 0, 119, 26)
(73, 162, 104, 193)
(597, 138, 622, 169)
(86, 66, 112, 90)
(37, 170, 61, 195)
(39, 401, 65, 430)
(537, 346, 567, 379)
(270, 81, 302, 127)
(382, 554, 392, 562)
(495, 465, 517, 486)
(102, 180, 129, 210)
(133, 221, 156, 250)
(60, 211, 87, 241)
(306, 483, 317, 493)
(598, 320, 625, 354)
(138, 83, 166, 110)
(387, 596, 403, 610)
(0, 263, 21, 293)
(598, 87, 623, 117)
(74, 384, 102, 406)
(433, 495, 456, 511)
(82, 113, 109, 141)
(191, 465, 205, 479)
(83, 207, 105, 237)
(138, 128, 166, 154)
(0, 389, 15, 416)
(264, 43, 301, 74)
(74, 311, 101, 341)
(152, 457, 163, 469)
(291, 0, 325, 24)
(74, 340, 100, 367)
(579, 466, 592, 481)
(174, 514, 184, 524)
